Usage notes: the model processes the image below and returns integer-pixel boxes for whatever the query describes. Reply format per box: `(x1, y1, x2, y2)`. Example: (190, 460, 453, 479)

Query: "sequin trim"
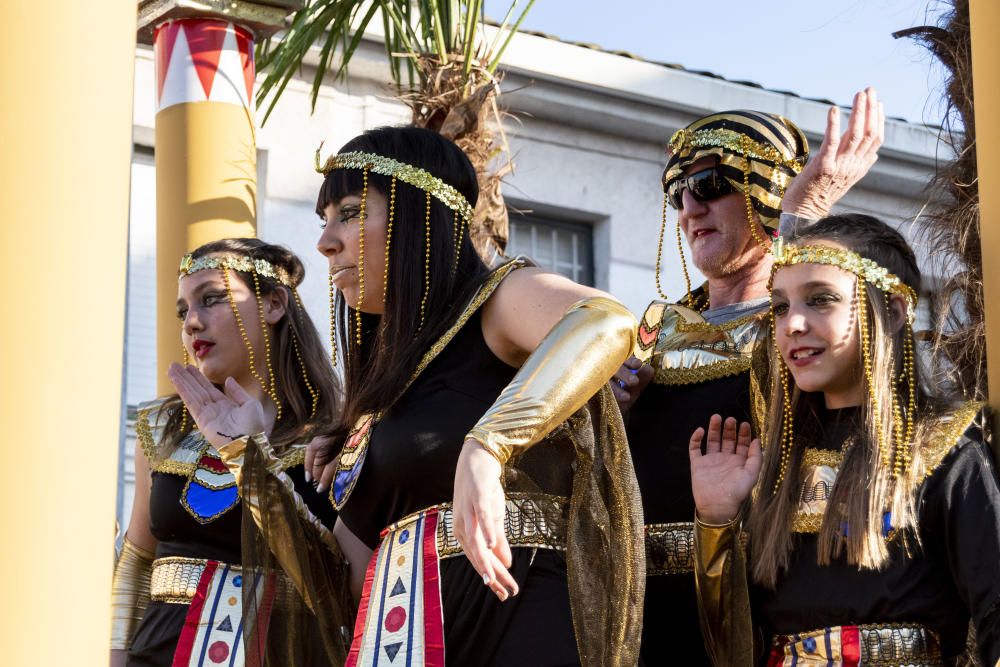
(772, 240, 918, 319)
(315, 149, 475, 220)
(178, 253, 293, 286)
(654, 356, 752, 385)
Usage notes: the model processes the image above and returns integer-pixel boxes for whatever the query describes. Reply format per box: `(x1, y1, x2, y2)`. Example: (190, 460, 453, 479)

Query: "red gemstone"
(384, 606, 407, 633)
(208, 640, 230, 663)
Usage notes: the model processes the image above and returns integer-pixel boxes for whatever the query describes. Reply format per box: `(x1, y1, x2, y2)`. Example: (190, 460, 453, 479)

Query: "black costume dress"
(697, 402, 1000, 666)
(628, 292, 767, 666)
(338, 308, 580, 666)
(127, 403, 336, 667)
(295, 261, 644, 667)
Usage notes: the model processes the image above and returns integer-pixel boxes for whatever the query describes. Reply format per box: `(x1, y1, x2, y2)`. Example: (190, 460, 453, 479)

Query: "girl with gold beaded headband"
(687, 214, 1000, 666)
(111, 238, 344, 666)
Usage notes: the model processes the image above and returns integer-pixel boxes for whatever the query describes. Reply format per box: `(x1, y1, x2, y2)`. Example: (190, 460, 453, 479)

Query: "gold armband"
(466, 296, 637, 464)
(110, 537, 154, 650)
(694, 516, 754, 667)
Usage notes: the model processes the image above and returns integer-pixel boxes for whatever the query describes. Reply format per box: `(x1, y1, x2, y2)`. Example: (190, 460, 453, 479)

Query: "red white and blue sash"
(172, 562, 276, 667)
(346, 508, 445, 667)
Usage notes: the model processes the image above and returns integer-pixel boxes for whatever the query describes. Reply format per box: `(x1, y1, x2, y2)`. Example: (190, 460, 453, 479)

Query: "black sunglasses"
(665, 167, 734, 210)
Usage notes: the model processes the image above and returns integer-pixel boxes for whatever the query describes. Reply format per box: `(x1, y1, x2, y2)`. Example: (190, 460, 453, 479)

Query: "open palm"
(167, 363, 267, 449)
(689, 415, 762, 525)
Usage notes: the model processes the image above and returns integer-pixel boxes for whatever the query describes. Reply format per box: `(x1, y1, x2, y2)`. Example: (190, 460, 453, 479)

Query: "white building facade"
(118, 29, 943, 527)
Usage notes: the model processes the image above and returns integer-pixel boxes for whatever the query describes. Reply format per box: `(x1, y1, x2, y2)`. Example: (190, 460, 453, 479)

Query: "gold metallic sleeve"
(110, 537, 154, 650)
(217, 434, 340, 611)
(694, 516, 755, 667)
(466, 296, 637, 464)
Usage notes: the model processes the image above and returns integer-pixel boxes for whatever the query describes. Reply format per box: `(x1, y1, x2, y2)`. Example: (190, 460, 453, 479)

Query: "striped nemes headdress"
(663, 111, 809, 231)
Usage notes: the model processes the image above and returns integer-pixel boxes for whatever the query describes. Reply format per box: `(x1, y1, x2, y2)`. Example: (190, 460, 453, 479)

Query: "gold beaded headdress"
(315, 146, 472, 358)
(656, 111, 809, 309)
(767, 239, 919, 491)
(178, 252, 321, 421)
(316, 149, 475, 220)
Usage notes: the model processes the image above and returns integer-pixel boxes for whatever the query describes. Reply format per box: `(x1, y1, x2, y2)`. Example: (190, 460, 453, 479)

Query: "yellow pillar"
(138, 1, 301, 394)
(0, 3, 135, 664)
(970, 0, 1000, 455)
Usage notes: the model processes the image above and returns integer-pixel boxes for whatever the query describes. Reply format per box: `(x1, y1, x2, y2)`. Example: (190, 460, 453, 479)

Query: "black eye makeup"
(339, 205, 363, 223)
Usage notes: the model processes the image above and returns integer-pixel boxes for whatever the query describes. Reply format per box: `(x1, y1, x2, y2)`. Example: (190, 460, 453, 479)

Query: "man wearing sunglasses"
(612, 89, 885, 666)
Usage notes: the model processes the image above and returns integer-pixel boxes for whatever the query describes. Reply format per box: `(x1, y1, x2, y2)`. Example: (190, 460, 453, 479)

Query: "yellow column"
(0, 3, 135, 665)
(150, 18, 258, 393)
(970, 0, 1000, 454)
(138, 1, 300, 394)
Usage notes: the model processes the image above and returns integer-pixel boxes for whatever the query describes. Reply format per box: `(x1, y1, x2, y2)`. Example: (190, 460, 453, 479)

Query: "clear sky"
(485, 0, 951, 126)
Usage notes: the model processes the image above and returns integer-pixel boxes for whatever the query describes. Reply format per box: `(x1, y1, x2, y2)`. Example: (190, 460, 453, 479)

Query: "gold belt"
(149, 557, 236, 604)
(645, 522, 695, 575)
(386, 493, 569, 559)
(771, 623, 943, 666)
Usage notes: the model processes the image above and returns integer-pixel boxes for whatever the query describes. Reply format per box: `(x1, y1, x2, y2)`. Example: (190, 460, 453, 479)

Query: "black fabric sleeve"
(922, 422, 1000, 666)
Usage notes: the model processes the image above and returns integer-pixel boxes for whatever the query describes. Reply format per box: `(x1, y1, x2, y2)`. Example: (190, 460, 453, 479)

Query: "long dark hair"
(316, 126, 491, 447)
(748, 214, 947, 587)
(159, 238, 340, 452)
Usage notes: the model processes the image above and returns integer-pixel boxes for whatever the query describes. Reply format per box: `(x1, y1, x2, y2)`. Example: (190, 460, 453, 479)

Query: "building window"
(507, 213, 594, 286)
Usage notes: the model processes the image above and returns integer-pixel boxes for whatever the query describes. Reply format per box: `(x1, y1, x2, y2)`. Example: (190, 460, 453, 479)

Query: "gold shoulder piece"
(649, 306, 765, 386)
(918, 401, 986, 483)
(135, 398, 169, 462)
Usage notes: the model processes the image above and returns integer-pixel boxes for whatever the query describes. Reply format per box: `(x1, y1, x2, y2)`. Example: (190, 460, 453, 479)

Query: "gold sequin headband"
(178, 254, 293, 287)
(668, 128, 806, 174)
(315, 147, 475, 220)
(771, 238, 918, 319)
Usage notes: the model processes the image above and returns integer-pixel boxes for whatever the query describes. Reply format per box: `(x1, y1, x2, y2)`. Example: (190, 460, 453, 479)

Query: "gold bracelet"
(110, 537, 154, 650)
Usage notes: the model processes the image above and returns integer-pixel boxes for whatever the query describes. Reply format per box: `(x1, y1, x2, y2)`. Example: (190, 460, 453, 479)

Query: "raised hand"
(452, 439, 518, 602)
(167, 363, 268, 449)
(689, 415, 762, 525)
(781, 87, 885, 220)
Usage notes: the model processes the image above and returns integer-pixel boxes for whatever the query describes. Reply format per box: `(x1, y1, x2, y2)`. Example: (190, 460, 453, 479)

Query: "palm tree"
(257, 0, 537, 260)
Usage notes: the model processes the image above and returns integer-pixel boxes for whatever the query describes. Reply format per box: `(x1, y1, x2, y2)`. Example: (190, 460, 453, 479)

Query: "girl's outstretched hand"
(689, 414, 762, 525)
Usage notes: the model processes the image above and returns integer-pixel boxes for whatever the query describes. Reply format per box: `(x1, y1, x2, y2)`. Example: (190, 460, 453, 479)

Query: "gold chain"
(383, 176, 396, 303)
(327, 272, 337, 367)
(251, 271, 281, 421)
(355, 167, 369, 347)
(772, 308, 795, 493)
(654, 193, 671, 300)
(221, 269, 279, 414)
(419, 190, 432, 328)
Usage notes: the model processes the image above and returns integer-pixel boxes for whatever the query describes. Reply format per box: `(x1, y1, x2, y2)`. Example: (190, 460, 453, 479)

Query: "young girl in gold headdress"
(689, 213, 1000, 666)
(110, 239, 344, 667)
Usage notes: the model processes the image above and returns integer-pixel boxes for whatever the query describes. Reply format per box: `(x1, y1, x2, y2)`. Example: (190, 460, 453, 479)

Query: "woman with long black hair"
(174, 125, 645, 666)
